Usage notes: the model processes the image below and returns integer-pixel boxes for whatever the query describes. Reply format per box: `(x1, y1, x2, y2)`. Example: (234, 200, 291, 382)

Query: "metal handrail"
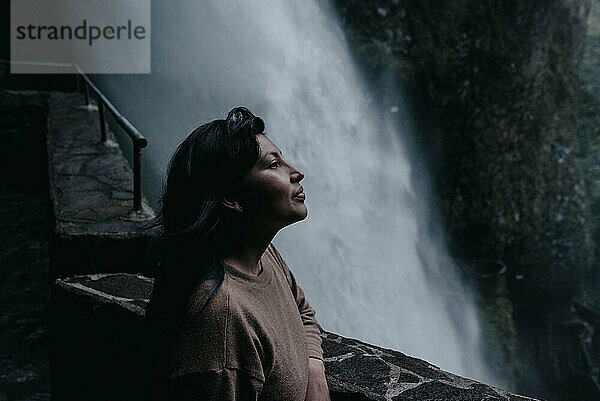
(73, 65, 147, 211)
(1, 60, 148, 211)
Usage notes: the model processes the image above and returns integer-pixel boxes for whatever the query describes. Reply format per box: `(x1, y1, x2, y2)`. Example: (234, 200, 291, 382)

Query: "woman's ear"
(221, 196, 244, 214)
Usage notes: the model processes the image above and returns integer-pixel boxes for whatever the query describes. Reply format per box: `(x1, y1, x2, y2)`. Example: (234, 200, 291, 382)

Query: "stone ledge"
(55, 273, 152, 316)
(47, 92, 155, 238)
(45, 92, 158, 279)
(53, 273, 541, 401)
(0, 88, 49, 108)
(321, 332, 539, 401)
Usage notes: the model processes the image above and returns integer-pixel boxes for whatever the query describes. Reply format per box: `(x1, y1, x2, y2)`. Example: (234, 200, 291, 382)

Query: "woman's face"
(239, 134, 307, 231)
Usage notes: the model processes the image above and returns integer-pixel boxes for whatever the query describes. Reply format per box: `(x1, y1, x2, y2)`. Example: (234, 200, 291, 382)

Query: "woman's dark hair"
(143, 107, 265, 399)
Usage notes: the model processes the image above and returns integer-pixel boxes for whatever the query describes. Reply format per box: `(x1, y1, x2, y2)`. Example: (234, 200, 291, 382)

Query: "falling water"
(95, 0, 495, 384)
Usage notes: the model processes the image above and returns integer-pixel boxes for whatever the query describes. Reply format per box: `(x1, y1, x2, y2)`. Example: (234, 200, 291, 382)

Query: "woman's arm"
(307, 358, 331, 401)
(292, 281, 324, 361)
(268, 244, 330, 401)
(170, 368, 263, 401)
(268, 244, 323, 360)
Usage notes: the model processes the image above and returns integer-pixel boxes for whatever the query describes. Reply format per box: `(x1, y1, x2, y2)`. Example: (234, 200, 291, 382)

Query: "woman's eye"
(268, 161, 280, 169)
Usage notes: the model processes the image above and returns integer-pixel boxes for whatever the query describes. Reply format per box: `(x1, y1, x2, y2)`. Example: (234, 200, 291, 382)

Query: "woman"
(145, 107, 330, 400)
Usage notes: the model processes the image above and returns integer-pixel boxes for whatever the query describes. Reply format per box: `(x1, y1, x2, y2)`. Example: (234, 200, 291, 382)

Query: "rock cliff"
(332, 0, 595, 396)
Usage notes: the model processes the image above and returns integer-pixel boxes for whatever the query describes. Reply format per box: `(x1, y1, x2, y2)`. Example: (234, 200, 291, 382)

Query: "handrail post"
(73, 65, 147, 212)
(133, 143, 142, 211)
(83, 82, 90, 107)
(98, 100, 107, 142)
(77, 74, 89, 106)
(77, 74, 83, 97)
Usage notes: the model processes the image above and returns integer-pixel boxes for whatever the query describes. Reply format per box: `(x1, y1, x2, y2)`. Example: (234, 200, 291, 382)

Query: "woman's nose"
(290, 164, 304, 182)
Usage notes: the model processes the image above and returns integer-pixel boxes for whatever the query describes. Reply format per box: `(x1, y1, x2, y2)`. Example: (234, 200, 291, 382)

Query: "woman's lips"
(293, 192, 306, 200)
(292, 187, 305, 200)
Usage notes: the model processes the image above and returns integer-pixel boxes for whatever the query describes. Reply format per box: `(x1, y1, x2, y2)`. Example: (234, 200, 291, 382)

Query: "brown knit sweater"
(169, 243, 323, 400)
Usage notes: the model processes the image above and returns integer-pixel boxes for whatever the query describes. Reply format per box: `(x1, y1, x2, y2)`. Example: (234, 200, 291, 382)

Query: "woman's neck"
(223, 226, 276, 276)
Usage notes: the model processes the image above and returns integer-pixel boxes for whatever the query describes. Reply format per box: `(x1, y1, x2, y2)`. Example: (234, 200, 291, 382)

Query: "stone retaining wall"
(51, 273, 540, 401)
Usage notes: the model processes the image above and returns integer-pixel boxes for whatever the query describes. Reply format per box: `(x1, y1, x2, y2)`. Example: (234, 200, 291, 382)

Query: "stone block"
(50, 274, 152, 401)
(48, 234, 156, 282)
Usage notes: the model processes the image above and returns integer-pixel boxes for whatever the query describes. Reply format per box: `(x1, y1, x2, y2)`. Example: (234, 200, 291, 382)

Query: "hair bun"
(250, 117, 265, 134)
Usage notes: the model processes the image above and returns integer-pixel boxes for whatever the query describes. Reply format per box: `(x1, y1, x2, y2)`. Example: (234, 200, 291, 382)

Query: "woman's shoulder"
(264, 243, 289, 275)
(264, 243, 294, 287)
(265, 242, 283, 265)
(183, 272, 229, 319)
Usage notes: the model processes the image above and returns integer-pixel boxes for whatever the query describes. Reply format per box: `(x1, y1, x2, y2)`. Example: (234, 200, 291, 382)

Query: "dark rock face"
(51, 273, 541, 401)
(333, 0, 595, 393)
(575, 0, 600, 309)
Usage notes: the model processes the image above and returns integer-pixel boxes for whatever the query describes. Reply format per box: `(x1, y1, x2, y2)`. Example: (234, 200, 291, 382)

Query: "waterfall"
(94, 0, 495, 385)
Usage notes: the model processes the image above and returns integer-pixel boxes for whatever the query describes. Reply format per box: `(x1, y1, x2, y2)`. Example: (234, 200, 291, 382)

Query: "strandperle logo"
(11, 0, 150, 74)
(15, 19, 147, 46)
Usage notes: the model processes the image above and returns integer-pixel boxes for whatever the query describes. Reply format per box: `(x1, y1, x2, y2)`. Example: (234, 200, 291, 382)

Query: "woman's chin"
(298, 204, 308, 220)
(288, 206, 308, 225)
